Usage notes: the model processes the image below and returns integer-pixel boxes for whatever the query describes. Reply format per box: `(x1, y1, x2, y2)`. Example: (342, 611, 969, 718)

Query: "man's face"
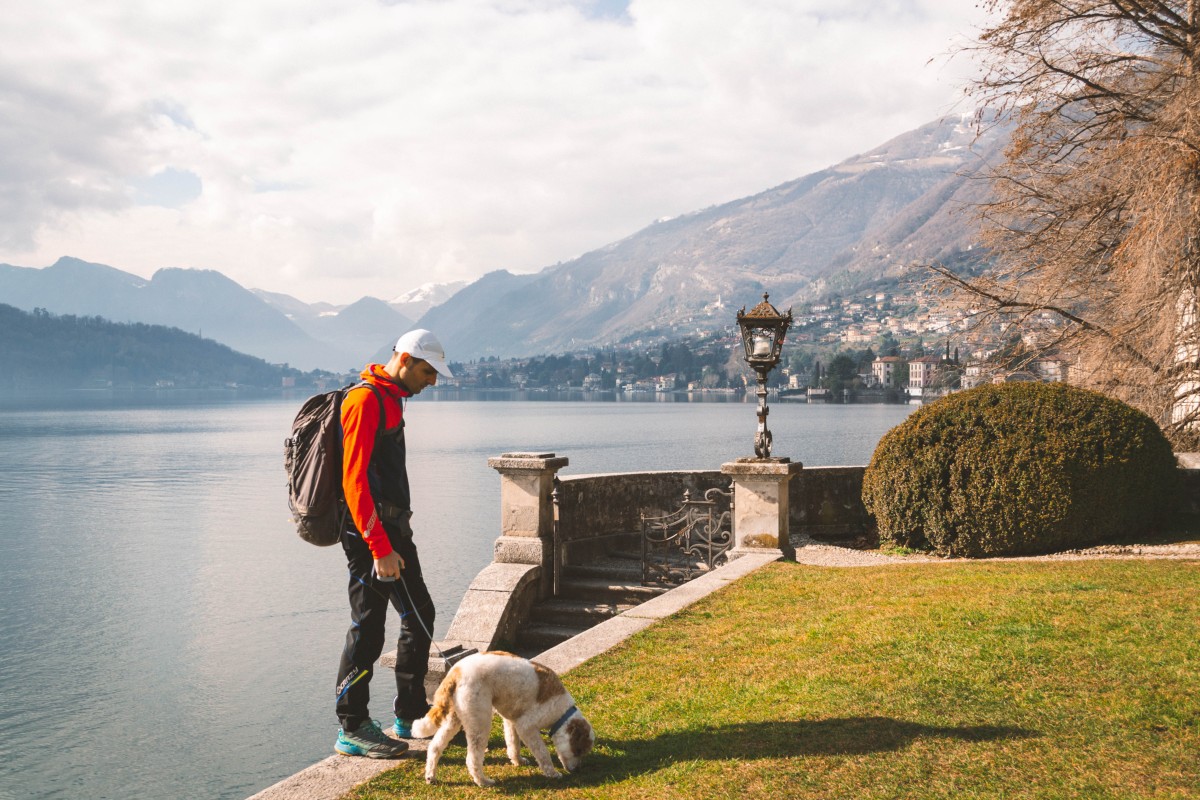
(396, 356, 439, 395)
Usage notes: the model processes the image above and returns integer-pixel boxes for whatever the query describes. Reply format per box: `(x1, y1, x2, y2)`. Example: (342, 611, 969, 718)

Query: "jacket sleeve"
(340, 387, 392, 559)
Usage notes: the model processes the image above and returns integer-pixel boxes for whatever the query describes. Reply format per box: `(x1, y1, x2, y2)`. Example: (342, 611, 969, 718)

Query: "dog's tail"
(411, 664, 460, 738)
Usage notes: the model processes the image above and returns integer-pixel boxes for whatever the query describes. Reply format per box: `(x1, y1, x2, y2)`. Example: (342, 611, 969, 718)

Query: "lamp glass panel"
(752, 333, 773, 358)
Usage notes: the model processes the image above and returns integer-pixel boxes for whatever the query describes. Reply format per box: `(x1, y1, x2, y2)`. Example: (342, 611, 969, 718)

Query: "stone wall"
(1175, 455, 1200, 514)
(554, 466, 874, 554)
(790, 466, 871, 540)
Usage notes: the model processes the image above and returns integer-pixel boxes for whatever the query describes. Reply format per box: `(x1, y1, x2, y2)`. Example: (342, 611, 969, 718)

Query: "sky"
(0, 0, 991, 305)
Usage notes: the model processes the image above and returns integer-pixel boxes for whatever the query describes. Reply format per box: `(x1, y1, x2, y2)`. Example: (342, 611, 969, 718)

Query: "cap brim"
(424, 356, 453, 379)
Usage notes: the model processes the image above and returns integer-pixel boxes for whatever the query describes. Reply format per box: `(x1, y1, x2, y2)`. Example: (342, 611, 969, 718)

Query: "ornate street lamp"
(736, 292, 793, 459)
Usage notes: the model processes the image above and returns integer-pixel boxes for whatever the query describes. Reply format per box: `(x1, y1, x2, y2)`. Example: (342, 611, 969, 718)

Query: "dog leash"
(366, 565, 451, 666)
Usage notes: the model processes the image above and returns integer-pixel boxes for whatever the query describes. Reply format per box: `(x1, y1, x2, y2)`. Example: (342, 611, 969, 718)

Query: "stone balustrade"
(436, 452, 874, 661)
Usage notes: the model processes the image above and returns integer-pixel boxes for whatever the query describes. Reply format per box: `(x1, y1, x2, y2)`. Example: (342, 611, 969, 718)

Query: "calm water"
(0, 397, 913, 800)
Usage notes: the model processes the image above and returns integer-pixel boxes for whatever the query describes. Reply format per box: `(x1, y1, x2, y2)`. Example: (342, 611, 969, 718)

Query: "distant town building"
(871, 356, 906, 388)
(907, 354, 944, 392)
(1031, 358, 1068, 382)
(961, 363, 987, 390)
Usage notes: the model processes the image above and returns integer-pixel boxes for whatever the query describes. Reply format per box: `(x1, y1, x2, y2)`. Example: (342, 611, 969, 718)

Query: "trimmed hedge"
(862, 382, 1178, 557)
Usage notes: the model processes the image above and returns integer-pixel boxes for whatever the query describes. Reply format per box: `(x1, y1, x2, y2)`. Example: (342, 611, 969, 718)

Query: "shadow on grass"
(502, 717, 1038, 790)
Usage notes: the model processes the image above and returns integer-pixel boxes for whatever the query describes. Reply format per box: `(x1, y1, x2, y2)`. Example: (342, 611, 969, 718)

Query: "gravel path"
(789, 535, 1200, 567)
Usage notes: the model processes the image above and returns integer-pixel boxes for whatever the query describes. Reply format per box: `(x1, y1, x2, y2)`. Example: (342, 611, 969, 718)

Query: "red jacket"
(340, 364, 410, 559)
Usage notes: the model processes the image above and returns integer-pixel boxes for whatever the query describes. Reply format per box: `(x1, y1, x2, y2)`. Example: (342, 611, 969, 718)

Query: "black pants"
(335, 524, 434, 730)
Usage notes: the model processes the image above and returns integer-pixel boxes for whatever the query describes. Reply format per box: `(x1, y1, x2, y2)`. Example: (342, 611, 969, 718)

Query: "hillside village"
(422, 286, 1074, 400)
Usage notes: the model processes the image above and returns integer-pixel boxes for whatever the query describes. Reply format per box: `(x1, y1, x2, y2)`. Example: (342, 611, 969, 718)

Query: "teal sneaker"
(336, 719, 409, 758)
(393, 717, 431, 739)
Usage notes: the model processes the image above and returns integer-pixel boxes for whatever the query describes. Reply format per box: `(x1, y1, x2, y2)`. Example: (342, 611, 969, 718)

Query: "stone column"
(436, 452, 568, 663)
(720, 457, 803, 561)
(486, 452, 569, 596)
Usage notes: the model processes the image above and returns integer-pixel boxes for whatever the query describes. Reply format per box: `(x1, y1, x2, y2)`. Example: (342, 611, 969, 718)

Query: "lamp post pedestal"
(720, 457, 802, 562)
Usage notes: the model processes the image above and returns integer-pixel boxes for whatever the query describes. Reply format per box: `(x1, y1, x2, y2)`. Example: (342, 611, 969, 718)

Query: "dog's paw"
(473, 777, 496, 788)
(424, 776, 436, 785)
(541, 768, 563, 779)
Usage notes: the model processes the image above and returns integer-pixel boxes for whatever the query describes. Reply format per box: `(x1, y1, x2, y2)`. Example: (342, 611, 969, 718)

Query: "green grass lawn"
(346, 559, 1200, 799)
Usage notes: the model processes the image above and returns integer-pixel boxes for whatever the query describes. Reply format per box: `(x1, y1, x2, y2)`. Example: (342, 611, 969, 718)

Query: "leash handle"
(371, 566, 396, 583)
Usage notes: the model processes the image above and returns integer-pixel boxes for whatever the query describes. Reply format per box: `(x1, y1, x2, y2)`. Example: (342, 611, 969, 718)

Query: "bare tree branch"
(937, 0, 1200, 442)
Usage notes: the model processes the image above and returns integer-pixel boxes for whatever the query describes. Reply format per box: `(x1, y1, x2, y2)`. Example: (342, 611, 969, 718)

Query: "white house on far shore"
(907, 354, 945, 395)
(871, 356, 906, 388)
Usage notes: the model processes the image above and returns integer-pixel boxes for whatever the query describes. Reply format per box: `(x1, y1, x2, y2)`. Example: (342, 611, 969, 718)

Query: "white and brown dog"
(411, 651, 595, 787)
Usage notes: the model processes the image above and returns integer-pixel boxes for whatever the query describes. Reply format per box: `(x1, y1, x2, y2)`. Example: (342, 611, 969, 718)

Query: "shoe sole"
(335, 741, 409, 759)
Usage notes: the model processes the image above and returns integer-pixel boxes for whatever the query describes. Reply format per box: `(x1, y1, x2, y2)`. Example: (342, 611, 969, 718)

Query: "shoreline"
(0, 386, 920, 411)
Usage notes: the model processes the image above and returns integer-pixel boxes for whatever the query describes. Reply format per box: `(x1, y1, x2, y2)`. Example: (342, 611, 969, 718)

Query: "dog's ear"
(567, 718, 593, 758)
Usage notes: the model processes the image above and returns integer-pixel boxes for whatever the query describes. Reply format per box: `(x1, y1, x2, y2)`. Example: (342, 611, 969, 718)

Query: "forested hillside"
(0, 304, 316, 392)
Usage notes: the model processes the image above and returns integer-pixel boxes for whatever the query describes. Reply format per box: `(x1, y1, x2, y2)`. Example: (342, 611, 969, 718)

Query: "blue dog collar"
(548, 705, 578, 737)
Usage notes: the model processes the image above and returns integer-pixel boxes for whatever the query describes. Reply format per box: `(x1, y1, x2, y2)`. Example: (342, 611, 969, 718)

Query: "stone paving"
(790, 534, 1200, 567)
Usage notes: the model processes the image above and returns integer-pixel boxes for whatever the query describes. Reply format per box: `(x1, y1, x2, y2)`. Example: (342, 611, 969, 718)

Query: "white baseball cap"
(394, 328, 453, 378)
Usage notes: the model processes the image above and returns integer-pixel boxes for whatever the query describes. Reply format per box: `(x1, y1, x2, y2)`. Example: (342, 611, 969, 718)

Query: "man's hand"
(374, 550, 406, 580)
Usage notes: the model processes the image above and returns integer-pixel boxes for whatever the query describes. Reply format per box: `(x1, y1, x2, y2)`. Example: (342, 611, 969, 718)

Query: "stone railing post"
(436, 452, 569, 662)
(720, 457, 802, 561)
(486, 452, 570, 598)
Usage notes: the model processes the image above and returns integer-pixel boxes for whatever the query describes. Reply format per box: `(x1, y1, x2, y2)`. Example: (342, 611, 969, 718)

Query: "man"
(333, 328, 452, 759)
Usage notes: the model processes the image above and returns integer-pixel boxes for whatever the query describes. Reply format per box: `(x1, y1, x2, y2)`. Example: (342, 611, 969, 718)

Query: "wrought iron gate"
(641, 485, 733, 586)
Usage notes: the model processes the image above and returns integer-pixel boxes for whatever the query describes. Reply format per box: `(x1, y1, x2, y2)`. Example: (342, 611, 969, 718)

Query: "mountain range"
(0, 114, 1004, 368)
(0, 258, 414, 372)
(420, 113, 1005, 358)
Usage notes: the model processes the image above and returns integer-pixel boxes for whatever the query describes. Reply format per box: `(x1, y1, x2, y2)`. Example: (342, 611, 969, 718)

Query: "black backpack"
(284, 382, 384, 546)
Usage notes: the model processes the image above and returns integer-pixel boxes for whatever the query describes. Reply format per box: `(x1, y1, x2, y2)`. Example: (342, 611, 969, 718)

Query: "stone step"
(516, 622, 585, 656)
(556, 576, 668, 605)
(529, 597, 634, 627)
(563, 557, 643, 582)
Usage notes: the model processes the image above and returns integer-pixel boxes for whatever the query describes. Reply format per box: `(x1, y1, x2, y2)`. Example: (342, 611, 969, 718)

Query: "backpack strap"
(350, 381, 386, 438)
(345, 381, 387, 441)
(335, 381, 390, 507)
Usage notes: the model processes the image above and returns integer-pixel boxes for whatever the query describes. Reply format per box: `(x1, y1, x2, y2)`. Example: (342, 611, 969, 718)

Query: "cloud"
(0, 71, 141, 248)
(130, 168, 203, 208)
(0, 0, 988, 303)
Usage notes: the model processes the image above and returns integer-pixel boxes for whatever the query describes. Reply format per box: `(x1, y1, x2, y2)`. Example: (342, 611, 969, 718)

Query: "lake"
(0, 396, 914, 799)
